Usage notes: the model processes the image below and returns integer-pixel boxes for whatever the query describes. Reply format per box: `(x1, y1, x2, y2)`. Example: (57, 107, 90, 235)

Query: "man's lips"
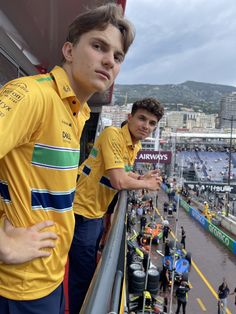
(139, 130, 148, 136)
(95, 70, 110, 80)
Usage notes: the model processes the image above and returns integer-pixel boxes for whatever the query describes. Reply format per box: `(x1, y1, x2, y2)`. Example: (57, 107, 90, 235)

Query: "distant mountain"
(113, 81, 236, 114)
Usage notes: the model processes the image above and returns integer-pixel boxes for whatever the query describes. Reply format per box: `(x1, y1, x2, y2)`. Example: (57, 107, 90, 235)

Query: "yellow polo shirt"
(0, 66, 90, 300)
(73, 124, 141, 218)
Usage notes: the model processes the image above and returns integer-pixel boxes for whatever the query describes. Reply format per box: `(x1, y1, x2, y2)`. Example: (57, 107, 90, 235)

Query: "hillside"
(113, 81, 236, 114)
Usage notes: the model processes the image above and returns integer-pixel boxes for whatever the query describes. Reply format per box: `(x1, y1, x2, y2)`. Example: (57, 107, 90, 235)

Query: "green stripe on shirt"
(32, 145, 80, 169)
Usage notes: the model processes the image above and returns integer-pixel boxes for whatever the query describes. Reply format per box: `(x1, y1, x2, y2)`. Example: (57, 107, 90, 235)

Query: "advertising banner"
(136, 150, 172, 164)
(180, 199, 190, 213)
(207, 223, 235, 253)
(190, 207, 208, 229)
(184, 182, 236, 194)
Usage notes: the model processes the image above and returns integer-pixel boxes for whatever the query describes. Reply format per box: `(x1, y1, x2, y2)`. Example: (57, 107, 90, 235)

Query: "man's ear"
(127, 113, 132, 121)
(62, 42, 74, 63)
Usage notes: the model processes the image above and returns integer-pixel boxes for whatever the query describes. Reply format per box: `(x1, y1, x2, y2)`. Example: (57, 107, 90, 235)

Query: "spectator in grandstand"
(0, 4, 135, 314)
(69, 98, 164, 313)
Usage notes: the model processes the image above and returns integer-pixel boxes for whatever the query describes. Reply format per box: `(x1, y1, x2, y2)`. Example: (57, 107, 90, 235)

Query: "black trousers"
(181, 238, 186, 249)
(176, 300, 187, 314)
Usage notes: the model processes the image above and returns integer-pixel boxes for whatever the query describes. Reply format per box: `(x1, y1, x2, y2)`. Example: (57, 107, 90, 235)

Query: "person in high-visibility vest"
(203, 201, 209, 216)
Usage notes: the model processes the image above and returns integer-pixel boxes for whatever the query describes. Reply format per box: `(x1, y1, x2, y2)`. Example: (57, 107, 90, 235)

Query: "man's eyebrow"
(91, 37, 109, 47)
(138, 114, 157, 124)
(91, 37, 124, 55)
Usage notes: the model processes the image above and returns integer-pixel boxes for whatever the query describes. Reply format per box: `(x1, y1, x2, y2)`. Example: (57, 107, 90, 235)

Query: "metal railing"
(80, 191, 127, 314)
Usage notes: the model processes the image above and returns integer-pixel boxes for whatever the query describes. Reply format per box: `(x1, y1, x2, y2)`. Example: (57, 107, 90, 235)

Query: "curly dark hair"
(131, 98, 164, 121)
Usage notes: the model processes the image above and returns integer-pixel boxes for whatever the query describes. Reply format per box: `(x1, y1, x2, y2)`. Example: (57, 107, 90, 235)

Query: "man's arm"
(108, 168, 161, 191)
(100, 128, 161, 190)
(128, 169, 160, 180)
(0, 81, 45, 159)
(0, 219, 57, 264)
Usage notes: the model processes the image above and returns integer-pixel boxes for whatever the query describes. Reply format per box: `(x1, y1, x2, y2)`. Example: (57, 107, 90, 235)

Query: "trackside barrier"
(188, 206, 236, 253)
(162, 184, 236, 254)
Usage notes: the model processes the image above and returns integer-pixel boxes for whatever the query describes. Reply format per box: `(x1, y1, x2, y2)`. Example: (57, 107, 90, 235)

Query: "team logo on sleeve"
(0, 87, 25, 104)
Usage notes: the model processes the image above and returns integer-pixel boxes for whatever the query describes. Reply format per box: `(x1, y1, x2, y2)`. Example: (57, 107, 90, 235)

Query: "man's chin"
(136, 135, 147, 141)
(94, 82, 111, 93)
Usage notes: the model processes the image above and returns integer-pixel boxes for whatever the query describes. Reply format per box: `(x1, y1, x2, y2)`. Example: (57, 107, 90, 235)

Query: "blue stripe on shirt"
(0, 180, 11, 203)
(31, 188, 75, 212)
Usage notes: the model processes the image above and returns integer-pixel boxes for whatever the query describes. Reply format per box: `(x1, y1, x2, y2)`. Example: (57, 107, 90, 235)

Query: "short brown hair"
(66, 3, 135, 54)
(131, 98, 164, 121)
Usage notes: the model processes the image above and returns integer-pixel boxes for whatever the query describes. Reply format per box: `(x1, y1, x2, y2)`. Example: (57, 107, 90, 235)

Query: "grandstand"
(177, 151, 236, 183)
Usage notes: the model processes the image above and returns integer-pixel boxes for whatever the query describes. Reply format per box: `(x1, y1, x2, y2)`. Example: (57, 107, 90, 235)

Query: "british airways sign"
(136, 150, 172, 164)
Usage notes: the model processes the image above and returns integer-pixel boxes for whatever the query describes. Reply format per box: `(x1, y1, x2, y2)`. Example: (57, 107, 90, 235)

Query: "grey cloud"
(118, 0, 236, 86)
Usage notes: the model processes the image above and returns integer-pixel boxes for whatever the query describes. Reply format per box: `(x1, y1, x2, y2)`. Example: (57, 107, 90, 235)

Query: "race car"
(138, 222, 163, 245)
(163, 240, 191, 285)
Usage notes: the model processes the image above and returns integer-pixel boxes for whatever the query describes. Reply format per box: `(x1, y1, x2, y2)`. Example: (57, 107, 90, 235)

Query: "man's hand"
(144, 175, 162, 191)
(0, 219, 58, 264)
(142, 169, 161, 180)
(141, 169, 162, 191)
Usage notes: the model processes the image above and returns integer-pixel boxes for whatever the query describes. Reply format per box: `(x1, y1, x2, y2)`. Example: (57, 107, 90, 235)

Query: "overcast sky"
(116, 0, 236, 86)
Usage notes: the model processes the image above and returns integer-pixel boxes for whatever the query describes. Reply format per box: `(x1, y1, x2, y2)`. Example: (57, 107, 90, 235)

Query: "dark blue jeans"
(68, 214, 103, 314)
(0, 283, 64, 314)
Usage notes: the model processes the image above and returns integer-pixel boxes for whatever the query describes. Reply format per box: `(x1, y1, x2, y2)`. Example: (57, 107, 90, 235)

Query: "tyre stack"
(128, 263, 145, 294)
(146, 268, 159, 295)
(128, 263, 160, 295)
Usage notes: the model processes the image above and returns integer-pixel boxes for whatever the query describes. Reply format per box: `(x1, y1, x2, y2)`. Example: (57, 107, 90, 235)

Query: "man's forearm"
(128, 171, 142, 180)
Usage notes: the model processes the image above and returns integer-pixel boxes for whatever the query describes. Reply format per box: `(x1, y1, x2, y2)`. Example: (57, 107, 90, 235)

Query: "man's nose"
(102, 52, 115, 69)
(142, 121, 149, 129)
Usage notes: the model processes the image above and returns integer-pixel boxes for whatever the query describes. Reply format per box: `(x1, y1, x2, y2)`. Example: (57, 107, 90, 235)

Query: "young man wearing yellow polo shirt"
(0, 4, 134, 314)
(69, 97, 164, 313)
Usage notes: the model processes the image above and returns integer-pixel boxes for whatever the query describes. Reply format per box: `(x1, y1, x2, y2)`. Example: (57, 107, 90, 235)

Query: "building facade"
(220, 92, 236, 129)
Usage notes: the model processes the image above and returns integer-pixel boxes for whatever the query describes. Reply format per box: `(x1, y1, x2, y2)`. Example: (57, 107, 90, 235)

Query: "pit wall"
(162, 184, 236, 255)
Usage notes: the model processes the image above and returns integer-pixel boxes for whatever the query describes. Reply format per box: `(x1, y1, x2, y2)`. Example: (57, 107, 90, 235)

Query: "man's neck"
(62, 64, 92, 105)
(128, 128, 139, 146)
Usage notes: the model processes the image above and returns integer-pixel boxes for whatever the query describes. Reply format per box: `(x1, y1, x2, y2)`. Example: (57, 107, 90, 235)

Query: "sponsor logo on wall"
(136, 150, 172, 164)
(184, 182, 236, 194)
(208, 224, 230, 247)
